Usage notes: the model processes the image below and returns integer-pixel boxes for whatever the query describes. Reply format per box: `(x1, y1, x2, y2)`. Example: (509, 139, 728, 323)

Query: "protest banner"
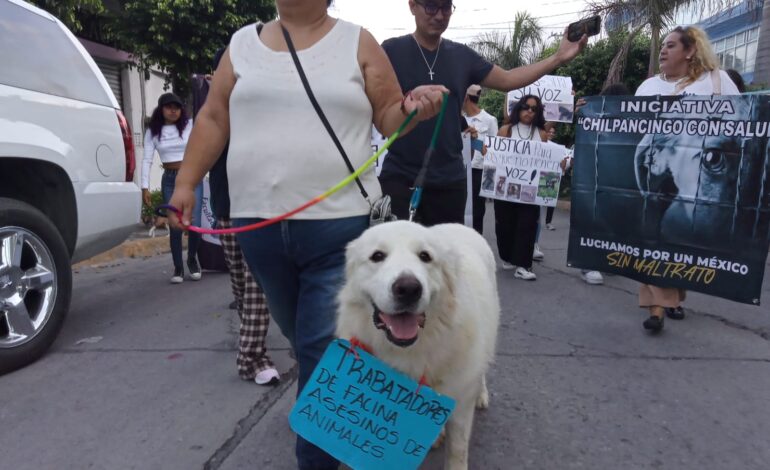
(507, 75, 574, 123)
(478, 135, 566, 207)
(568, 95, 770, 305)
(199, 177, 219, 246)
(289, 339, 455, 470)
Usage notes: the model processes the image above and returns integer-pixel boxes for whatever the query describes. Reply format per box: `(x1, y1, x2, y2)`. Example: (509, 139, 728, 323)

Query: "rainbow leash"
(158, 109, 419, 235)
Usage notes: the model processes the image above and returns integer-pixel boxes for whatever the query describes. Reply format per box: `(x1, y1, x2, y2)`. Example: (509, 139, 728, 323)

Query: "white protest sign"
(507, 75, 574, 123)
(371, 126, 388, 177)
(462, 133, 473, 227)
(479, 136, 566, 207)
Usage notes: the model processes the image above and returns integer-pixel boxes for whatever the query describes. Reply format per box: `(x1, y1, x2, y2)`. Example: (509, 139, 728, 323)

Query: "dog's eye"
(701, 149, 726, 173)
(418, 251, 432, 263)
(370, 251, 386, 262)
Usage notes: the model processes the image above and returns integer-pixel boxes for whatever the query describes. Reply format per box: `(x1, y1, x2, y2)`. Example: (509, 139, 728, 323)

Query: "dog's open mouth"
(372, 305, 426, 347)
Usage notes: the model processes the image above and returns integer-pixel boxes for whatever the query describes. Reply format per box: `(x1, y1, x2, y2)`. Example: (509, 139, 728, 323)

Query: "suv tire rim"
(0, 227, 57, 348)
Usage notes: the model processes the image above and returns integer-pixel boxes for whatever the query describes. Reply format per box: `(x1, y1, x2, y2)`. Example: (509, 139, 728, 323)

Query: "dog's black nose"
(392, 275, 423, 305)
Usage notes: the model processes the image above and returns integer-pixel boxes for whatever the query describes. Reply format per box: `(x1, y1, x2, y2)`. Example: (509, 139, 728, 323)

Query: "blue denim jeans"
(161, 169, 202, 269)
(234, 215, 368, 470)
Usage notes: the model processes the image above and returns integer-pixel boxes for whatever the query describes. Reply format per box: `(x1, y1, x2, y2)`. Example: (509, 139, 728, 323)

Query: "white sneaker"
(532, 245, 544, 261)
(255, 368, 280, 385)
(514, 267, 537, 280)
(546, 223, 555, 231)
(501, 261, 516, 270)
(170, 267, 184, 284)
(581, 270, 604, 285)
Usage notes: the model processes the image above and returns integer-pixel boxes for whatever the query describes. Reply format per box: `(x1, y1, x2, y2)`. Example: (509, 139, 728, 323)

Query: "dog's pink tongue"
(379, 313, 420, 340)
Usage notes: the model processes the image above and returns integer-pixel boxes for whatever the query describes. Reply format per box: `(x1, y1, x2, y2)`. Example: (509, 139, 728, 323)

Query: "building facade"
(698, 0, 764, 85)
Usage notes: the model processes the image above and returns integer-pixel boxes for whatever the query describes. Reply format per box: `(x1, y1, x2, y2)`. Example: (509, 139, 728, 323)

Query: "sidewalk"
(74, 223, 179, 268)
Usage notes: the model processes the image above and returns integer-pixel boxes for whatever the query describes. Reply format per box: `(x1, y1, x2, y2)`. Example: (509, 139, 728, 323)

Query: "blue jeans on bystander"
(161, 169, 202, 270)
(234, 215, 369, 470)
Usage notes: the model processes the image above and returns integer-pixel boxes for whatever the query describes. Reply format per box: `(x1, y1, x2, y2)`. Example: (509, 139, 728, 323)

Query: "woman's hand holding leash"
(404, 85, 448, 122)
(167, 185, 196, 230)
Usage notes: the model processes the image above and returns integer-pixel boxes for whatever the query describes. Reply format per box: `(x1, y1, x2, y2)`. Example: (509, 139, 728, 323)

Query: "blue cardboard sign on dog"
(289, 339, 455, 470)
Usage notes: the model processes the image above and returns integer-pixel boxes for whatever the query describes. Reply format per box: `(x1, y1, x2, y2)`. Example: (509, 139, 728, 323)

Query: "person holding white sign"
(379, 0, 587, 226)
(494, 95, 548, 280)
(463, 84, 498, 234)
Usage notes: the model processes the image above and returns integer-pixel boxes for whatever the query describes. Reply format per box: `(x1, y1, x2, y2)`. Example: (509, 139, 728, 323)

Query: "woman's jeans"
(161, 169, 202, 269)
(234, 215, 369, 470)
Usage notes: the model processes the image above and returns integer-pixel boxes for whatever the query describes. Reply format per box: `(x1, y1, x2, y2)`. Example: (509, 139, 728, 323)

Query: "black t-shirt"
(381, 35, 493, 187)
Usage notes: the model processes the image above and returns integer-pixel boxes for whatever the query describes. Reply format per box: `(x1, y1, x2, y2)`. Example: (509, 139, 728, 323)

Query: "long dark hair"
(148, 105, 189, 139)
(510, 94, 546, 130)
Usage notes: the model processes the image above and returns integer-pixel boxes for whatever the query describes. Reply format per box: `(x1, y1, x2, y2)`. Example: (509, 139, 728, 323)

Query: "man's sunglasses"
(520, 103, 541, 112)
(415, 0, 455, 16)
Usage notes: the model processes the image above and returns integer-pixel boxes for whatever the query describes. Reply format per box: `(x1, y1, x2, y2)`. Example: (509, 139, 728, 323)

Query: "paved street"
(2, 208, 770, 470)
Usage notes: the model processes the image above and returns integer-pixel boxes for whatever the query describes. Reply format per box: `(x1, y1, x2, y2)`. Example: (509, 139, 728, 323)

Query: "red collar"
(347, 336, 429, 393)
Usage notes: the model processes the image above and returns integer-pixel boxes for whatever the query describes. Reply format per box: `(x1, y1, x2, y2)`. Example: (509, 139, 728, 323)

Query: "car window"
(0, 1, 112, 106)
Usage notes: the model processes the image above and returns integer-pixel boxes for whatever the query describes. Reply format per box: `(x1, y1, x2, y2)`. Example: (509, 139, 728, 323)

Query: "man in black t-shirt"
(380, 0, 587, 226)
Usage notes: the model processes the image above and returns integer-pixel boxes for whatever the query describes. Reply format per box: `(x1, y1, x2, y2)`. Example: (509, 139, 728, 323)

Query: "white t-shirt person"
(635, 69, 739, 96)
(464, 109, 498, 169)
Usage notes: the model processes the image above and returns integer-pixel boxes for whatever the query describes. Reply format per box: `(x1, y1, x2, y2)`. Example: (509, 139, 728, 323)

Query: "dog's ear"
(431, 233, 458, 307)
(343, 237, 363, 281)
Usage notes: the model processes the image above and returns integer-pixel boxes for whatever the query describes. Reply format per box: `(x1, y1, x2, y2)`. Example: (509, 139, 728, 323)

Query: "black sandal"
(665, 306, 685, 320)
(643, 315, 664, 333)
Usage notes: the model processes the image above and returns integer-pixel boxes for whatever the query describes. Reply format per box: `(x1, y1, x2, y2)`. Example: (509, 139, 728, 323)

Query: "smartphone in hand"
(472, 138, 484, 152)
(567, 15, 601, 42)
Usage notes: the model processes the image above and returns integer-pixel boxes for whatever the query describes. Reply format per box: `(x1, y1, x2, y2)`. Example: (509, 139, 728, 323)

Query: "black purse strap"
(280, 24, 369, 200)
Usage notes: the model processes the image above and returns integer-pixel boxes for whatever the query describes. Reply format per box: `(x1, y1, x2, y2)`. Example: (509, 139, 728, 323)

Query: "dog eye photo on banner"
(632, 96, 770, 248)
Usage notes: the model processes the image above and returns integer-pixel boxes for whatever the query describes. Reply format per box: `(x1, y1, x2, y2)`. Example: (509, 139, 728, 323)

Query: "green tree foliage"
(470, 12, 543, 70)
(117, 0, 276, 96)
(478, 90, 507, 127)
(29, 0, 276, 97)
(27, 0, 104, 32)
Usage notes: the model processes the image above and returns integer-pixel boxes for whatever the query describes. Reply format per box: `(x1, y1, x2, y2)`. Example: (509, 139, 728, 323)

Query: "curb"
(73, 235, 180, 268)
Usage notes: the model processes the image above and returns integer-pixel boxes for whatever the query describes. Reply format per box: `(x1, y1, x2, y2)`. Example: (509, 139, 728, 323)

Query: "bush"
(140, 189, 164, 224)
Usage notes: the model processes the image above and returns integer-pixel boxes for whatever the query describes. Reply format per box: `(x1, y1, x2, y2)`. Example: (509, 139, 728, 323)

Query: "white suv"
(0, 0, 141, 373)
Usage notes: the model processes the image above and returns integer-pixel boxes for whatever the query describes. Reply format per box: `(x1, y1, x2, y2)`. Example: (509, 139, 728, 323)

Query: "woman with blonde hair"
(635, 25, 738, 332)
(636, 25, 738, 96)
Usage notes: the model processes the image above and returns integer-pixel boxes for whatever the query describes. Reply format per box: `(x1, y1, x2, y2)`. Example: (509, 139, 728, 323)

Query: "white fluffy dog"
(336, 221, 500, 470)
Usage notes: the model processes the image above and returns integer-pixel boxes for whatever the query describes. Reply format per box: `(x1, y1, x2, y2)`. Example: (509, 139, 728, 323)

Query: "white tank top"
(227, 19, 379, 219)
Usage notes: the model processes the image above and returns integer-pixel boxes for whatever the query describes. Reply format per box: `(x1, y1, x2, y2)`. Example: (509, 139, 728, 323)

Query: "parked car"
(0, 0, 141, 374)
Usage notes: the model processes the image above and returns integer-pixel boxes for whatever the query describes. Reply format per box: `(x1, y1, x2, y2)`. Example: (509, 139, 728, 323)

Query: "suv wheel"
(0, 198, 71, 374)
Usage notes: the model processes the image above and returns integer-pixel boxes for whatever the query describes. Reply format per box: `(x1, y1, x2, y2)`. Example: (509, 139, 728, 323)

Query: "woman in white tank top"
(166, 1, 446, 468)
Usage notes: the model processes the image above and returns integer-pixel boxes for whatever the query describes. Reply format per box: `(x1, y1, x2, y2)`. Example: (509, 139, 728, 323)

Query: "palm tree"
(589, 0, 759, 81)
(470, 12, 544, 69)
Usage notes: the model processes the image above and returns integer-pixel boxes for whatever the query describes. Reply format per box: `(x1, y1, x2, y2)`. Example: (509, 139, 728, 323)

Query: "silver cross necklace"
(412, 35, 442, 81)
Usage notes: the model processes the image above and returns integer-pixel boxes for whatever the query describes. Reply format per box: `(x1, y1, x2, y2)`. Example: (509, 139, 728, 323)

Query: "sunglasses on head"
(520, 103, 540, 112)
(415, 0, 455, 16)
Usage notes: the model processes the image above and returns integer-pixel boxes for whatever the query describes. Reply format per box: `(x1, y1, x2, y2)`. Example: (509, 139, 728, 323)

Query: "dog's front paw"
(476, 388, 489, 409)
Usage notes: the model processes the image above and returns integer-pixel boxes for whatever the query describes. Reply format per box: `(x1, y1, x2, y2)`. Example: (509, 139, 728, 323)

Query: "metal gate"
(94, 58, 123, 109)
